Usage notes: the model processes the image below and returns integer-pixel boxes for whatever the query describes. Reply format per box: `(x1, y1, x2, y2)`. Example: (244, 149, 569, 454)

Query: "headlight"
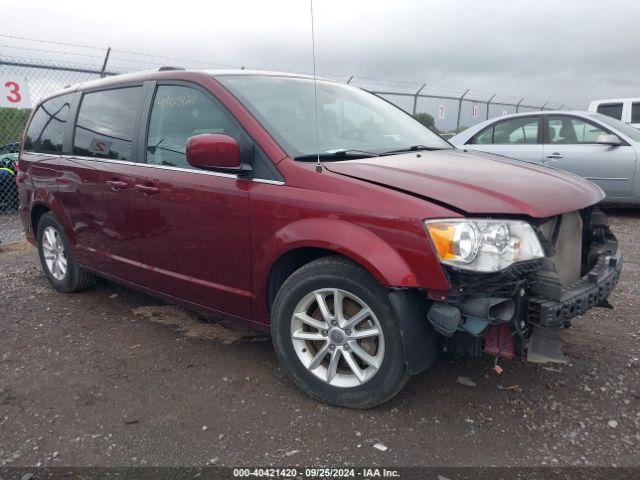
(424, 219, 544, 272)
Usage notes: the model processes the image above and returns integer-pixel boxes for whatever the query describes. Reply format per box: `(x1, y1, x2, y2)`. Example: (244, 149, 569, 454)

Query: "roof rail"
(158, 66, 185, 71)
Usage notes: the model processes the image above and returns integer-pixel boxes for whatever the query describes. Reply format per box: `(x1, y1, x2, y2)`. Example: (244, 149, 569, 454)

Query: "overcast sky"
(2, 0, 639, 108)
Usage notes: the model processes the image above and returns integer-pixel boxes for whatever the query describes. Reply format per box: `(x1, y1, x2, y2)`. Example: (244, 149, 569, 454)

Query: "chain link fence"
(341, 77, 566, 134)
(0, 57, 108, 243)
(0, 36, 567, 243)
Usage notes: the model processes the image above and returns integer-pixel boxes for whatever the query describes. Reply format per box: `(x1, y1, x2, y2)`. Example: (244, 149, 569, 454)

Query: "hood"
(325, 149, 604, 218)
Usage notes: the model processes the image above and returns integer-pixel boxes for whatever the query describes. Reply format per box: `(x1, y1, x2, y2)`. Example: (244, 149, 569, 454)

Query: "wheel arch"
(29, 190, 76, 244)
(30, 203, 50, 239)
(257, 218, 421, 317)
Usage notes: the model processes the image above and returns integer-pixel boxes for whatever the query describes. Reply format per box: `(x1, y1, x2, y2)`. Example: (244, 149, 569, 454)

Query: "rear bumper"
(528, 238, 622, 327)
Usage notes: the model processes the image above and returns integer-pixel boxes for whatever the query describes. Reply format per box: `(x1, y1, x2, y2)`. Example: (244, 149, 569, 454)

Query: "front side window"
(631, 102, 640, 124)
(548, 116, 605, 144)
(73, 87, 143, 161)
(217, 75, 451, 158)
(146, 85, 240, 169)
(596, 103, 623, 120)
(24, 94, 74, 154)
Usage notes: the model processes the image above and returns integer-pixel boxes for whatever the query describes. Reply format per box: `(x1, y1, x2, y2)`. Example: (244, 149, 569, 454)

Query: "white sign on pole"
(0, 76, 32, 108)
(438, 104, 445, 119)
(472, 105, 479, 118)
(89, 138, 112, 156)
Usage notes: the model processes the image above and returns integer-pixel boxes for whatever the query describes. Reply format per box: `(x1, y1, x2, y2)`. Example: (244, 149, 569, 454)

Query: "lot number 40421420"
(0, 76, 32, 108)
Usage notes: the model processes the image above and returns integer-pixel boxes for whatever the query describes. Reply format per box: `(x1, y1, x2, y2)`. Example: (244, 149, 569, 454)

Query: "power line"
(0, 33, 106, 51)
(0, 44, 106, 59)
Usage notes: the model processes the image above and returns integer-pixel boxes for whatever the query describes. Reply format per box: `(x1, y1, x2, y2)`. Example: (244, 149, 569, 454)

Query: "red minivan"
(18, 69, 622, 408)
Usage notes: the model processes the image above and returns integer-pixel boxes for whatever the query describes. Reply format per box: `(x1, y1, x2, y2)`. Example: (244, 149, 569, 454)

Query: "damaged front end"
(426, 207, 622, 364)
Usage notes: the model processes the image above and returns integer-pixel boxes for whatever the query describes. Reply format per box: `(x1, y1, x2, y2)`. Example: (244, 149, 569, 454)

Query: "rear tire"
(36, 212, 92, 292)
(271, 256, 409, 408)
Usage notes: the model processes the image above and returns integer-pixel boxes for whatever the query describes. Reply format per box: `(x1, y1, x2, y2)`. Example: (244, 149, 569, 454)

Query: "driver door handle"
(546, 152, 563, 159)
(105, 180, 128, 191)
(134, 184, 160, 195)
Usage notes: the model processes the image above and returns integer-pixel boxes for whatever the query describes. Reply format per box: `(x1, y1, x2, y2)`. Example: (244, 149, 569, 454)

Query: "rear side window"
(632, 102, 640, 124)
(596, 103, 623, 120)
(473, 117, 539, 144)
(494, 117, 539, 144)
(24, 94, 74, 154)
(73, 87, 143, 161)
(146, 85, 240, 169)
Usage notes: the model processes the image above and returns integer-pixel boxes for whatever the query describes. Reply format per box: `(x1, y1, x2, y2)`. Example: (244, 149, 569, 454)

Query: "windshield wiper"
(294, 149, 380, 162)
(381, 145, 449, 155)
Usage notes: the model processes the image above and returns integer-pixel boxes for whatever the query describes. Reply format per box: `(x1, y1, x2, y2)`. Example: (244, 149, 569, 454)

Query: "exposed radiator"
(540, 212, 583, 286)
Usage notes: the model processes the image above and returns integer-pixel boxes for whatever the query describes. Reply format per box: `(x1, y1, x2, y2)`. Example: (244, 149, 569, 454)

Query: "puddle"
(132, 305, 267, 344)
(0, 240, 34, 255)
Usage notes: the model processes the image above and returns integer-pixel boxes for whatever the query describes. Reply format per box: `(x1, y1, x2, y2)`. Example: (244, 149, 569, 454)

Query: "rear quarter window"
(24, 93, 74, 154)
(473, 126, 493, 144)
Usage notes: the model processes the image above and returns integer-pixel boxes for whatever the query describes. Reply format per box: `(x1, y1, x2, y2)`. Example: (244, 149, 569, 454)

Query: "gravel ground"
(0, 212, 23, 245)
(0, 209, 638, 468)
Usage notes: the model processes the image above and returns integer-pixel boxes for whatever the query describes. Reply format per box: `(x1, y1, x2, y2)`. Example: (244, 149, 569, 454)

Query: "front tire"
(37, 212, 92, 292)
(271, 256, 409, 408)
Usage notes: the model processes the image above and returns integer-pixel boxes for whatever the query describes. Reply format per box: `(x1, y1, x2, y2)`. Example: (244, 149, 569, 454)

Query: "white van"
(588, 98, 640, 128)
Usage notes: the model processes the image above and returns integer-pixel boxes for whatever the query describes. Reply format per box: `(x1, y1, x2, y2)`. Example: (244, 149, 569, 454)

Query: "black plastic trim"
(387, 289, 438, 375)
(528, 236, 622, 326)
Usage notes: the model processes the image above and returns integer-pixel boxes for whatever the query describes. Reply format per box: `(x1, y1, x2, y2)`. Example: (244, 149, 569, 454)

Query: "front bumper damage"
(528, 236, 622, 327)
(426, 208, 622, 362)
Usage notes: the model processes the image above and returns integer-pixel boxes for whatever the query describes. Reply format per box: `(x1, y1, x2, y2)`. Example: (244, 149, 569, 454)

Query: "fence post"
(456, 89, 469, 130)
(540, 101, 549, 111)
(486, 94, 496, 120)
(100, 47, 111, 78)
(515, 97, 525, 113)
(346, 75, 354, 84)
(412, 83, 426, 116)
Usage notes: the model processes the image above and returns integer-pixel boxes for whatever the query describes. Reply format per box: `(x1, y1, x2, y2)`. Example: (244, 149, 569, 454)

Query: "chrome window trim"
(138, 162, 238, 179)
(70, 155, 137, 166)
(65, 155, 285, 183)
(21, 151, 59, 158)
(586, 177, 629, 181)
(252, 178, 285, 185)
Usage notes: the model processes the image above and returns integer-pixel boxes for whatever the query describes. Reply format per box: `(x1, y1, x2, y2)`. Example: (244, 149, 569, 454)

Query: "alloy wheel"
(290, 288, 385, 388)
(42, 226, 67, 281)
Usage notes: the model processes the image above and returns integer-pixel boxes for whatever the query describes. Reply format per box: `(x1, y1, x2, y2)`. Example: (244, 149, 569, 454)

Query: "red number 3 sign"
(5, 81, 22, 103)
(0, 76, 31, 108)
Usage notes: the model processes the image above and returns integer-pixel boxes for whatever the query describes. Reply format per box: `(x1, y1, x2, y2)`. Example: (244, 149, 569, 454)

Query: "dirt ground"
(0, 209, 638, 468)
(0, 213, 22, 245)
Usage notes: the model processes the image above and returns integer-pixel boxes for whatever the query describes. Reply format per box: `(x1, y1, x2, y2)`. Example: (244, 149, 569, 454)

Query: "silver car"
(449, 111, 640, 205)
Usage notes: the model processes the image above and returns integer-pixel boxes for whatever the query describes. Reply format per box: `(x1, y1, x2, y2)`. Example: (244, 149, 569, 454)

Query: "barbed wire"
(0, 33, 567, 108)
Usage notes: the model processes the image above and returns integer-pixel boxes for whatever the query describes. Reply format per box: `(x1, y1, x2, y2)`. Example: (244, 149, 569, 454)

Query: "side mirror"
(596, 133, 622, 146)
(186, 134, 252, 176)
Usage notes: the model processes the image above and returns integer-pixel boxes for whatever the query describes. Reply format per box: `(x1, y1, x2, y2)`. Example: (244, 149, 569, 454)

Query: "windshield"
(591, 112, 640, 142)
(217, 75, 452, 158)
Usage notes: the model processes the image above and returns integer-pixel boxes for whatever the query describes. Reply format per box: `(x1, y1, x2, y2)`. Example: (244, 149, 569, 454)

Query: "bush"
(0, 107, 32, 146)
(413, 112, 440, 134)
